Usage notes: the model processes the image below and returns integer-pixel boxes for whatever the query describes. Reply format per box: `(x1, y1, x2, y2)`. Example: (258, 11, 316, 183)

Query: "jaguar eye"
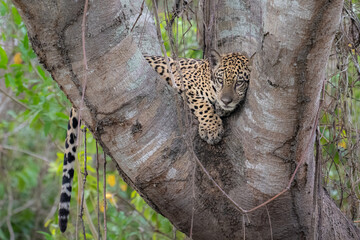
(236, 81, 243, 87)
(217, 78, 223, 84)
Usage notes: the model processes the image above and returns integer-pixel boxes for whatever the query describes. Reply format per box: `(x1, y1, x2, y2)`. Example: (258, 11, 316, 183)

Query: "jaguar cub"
(58, 52, 250, 232)
(145, 52, 250, 144)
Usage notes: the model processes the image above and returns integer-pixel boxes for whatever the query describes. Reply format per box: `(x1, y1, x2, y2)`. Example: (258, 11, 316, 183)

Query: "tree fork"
(12, 0, 360, 239)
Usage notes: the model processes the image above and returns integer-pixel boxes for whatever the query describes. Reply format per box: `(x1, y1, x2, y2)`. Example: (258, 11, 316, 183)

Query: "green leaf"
(29, 110, 41, 128)
(333, 151, 340, 164)
(43, 101, 50, 112)
(159, 218, 172, 234)
(10, 63, 23, 68)
(37, 65, 46, 80)
(16, 172, 27, 191)
(0, 0, 8, 16)
(55, 112, 69, 120)
(144, 207, 151, 220)
(4, 73, 13, 88)
(151, 212, 157, 223)
(32, 94, 40, 105)
(44, 120, 52, 136)
(37, 231, 54, 240)
(23, 34, 29, 49)
(0, 46, 8, 69)
(11, 6, 21, 25)
(131, 190, 137, 198)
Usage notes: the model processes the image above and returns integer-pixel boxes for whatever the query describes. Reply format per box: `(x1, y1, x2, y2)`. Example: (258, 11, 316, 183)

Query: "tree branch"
(0, 144, 50, 163)
(0, 86, 29, 109)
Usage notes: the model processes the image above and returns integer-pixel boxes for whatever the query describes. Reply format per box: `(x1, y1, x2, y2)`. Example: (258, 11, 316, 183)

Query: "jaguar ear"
(209, 49, 221, 70)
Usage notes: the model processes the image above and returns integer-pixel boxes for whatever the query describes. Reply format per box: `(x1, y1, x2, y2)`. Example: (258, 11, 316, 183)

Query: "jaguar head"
(210, 51, 250, 113)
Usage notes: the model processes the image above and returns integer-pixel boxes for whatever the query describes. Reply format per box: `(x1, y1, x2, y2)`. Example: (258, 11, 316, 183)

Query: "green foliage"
(159, 15, 202, 59)
(0, 1, 190, 239)
(320, 16, 360, 222)
(0, 46, 8, 68)
(0, 1, 68, 239)
(146, 0, 202, 59)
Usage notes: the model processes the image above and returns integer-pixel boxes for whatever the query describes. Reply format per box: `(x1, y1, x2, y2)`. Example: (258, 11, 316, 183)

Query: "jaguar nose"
(221, 96, 233, 105)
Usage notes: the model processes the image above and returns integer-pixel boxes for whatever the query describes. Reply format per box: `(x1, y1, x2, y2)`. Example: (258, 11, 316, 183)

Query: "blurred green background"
(0, 0, 359, 239)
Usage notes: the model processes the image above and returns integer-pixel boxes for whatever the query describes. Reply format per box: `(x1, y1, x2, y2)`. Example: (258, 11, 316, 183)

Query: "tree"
(11, 0, 360, 239)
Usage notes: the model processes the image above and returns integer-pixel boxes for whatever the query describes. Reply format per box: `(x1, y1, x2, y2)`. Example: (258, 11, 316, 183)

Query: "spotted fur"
(59, 52, 250, 232)
(58, 108, 79, 232)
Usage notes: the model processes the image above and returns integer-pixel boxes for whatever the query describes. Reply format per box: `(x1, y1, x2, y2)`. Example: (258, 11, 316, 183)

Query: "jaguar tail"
(58, 108, 79, 232)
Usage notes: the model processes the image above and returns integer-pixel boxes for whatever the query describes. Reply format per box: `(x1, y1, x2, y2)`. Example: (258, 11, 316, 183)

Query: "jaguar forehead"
(218, 65, 240, 81)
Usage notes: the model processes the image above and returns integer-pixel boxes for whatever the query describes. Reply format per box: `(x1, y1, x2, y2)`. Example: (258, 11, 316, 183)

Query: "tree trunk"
(12, 0, 360, 239)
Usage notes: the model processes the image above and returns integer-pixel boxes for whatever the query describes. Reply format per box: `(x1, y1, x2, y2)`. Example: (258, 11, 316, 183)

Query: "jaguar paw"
(198, 121, 224, 145)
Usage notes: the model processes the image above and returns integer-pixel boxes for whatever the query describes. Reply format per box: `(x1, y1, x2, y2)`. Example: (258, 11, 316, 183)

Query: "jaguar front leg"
(185, 91, 224, 145)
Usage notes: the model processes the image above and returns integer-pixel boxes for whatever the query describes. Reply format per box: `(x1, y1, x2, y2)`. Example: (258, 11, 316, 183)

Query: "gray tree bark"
(12, 0, 360, 239)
